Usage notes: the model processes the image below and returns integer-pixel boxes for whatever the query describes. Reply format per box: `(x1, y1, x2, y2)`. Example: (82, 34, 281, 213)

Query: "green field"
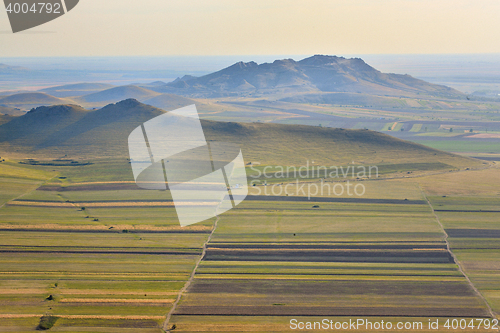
(412, 140, 500, 154)
(170, 193, 489, 328)
(0, 151, 498, 331)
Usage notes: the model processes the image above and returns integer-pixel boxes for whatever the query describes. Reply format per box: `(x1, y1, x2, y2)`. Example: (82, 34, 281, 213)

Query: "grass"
(411, 167, 500, 196)
(0, 160, 55, 181)
(0, 162, 217, 331)
(410, 123, 423, 132)
(169, 182, 491, 326)
(0, 149, 498, 330)
(424, 187, 500, 315)
(0, 178, 43, 207)
(412, 140, 500, 154)
(416, 132, 465, 137)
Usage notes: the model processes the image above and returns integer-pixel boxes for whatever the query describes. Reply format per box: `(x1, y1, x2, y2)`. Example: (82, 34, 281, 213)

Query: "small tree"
(38, 315, 58, 330)
(470, 129, 473, 133)
(449, 128, 453, 133)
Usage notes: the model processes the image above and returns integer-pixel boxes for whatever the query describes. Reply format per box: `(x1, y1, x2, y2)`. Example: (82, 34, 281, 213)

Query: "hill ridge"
(155, 55, 463, 99)
(76, 85, 161, 104)
(0, 100, 479, 171)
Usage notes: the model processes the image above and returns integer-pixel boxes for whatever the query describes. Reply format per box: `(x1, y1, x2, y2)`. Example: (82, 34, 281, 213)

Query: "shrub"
(37, 315, 58, 330)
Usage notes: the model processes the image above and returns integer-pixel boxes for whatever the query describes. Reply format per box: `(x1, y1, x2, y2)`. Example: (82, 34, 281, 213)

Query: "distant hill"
(0, 90, 32, 96)
(0, 92, 64, 104)
(0, 63, 30, 74)
(0, 99, 479, 170)
(75, 85, 161, 105)
(142, 93, 200, 111)
(140, 81, 168, 88)
(155, 55, 464, 99)
(0, 106, 24, 116)
(40, 83, 115, 98)
(0, 92, 71, 110)
(0, 104, 89, 146)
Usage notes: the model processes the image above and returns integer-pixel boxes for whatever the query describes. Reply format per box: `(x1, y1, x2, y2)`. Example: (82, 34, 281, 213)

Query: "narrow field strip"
(207, 242, 447, 249)
(195, 271, 461, 277)
(0, 289, 179, 296)
(8, 200, 218, 208)
(199, 260, 457, 268)
(0, 224, 211, 233)
(244, 195, 427, 205)
(0, 314, 164, 320)
(174, 305, 489, 317)
(0, 274, 189, 281)
(0, 272, 188, 277)
(191, 274, 466, 281)
(0, 249, 198, 255)
(207, 247, 448, 252)
(59, 298, 174, 304)
(435, 209, 500, 213)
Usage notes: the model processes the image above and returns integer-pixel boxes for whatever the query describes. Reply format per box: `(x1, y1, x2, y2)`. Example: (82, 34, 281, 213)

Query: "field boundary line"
(162, 215, 220, 332)
(419, 186, 496, 318)
(0, 180, 44, 210)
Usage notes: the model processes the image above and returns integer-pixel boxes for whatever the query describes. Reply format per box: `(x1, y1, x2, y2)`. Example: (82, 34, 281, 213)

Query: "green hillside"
(0, 99, 483, 170)
(0, 104, 89, 147)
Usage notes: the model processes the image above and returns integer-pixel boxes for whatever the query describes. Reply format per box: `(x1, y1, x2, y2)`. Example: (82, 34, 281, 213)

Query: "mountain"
(39, 83, 115, 98)
(75, 85, 161, 105)
(0, 92, 71, 110)
(156, 55, 464, 99)
(0, 100, 479, 170)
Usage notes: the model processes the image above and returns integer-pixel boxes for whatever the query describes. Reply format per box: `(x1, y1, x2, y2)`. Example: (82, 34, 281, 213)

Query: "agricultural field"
(420, 170, 500, 318)
(0, 161, 213, 332)
(169, 181, 493, 332)
(0, 155, 498, 331)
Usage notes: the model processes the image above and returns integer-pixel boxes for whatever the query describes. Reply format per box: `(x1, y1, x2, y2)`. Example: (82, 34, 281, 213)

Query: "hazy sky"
(1, 0, 500, 57)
